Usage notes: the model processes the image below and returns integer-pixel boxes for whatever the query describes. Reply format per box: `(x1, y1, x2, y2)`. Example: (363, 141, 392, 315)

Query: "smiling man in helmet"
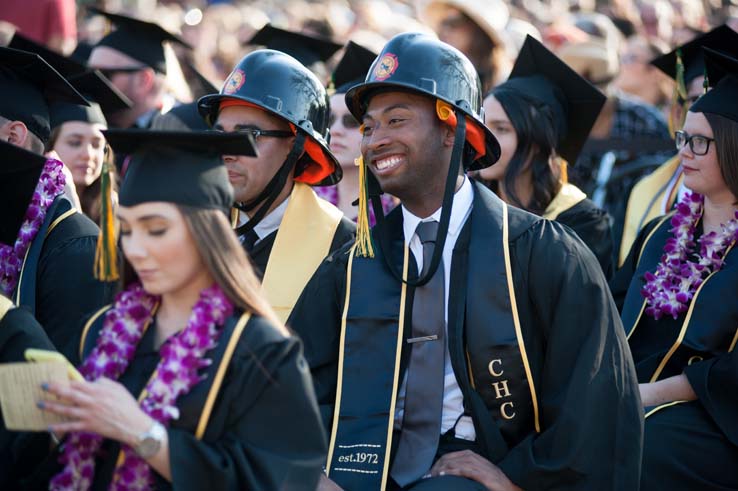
(290, 32, 642, 491)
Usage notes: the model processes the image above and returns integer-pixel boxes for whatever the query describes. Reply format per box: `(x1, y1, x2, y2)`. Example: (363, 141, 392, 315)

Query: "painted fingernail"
(37, 401, 45, 409)
(40, 382, 49, 391)
(439, 471, 446, 477)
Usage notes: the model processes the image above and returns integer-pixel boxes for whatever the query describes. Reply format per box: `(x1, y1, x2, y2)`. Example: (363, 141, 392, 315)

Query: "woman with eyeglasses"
(609, 50, 738, 490)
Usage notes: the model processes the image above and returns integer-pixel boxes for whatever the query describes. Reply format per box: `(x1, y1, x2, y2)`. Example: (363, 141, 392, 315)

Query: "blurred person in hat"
(86, 9, 192, 129)
(314, 41, 397, 223)
(616, 25, 738, 267)
(609, 47, 738, 491)
(0, 47, 115, 366)
(198, 49, 355, 324)
(417, 0, 513, 92)
(475, 36, 613, 277)
(290, 32, 641, 491)
(23, 130, 327, 491)
(613, 35, 672, 113)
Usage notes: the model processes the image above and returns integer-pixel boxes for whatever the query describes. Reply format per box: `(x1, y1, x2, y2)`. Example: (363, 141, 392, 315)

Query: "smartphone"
(24, 349, 84, 382)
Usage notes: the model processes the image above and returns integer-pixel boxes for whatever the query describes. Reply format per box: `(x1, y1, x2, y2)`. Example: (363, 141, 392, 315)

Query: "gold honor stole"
(619, 155, 682, 266)
(541, 183, 586, 221)
(326, 199, 538, 490)
(261, 182, 343, 324)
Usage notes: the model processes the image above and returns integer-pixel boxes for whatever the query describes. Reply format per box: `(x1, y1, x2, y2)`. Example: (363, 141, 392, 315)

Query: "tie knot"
(415, 220, 438, 245)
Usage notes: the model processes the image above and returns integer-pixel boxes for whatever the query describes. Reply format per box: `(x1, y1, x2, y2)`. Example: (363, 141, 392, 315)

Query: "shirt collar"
(401, 176, 473, 246)
(238, 197, 290, 239)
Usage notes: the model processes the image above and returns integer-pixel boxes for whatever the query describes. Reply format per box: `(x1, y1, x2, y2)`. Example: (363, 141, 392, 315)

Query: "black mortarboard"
(150, 103, 210, 131)
(331, 41, 378, 94)
(0, 48, 88, 142)
(651, 25, 738, 84)
(492, 35, 605, 164)
(90, 8, 191, 73)
(8, 32, 131, 125)
(690, 48, 738, 123)
(0, 141, 47, 246)
(247, 24, 342, 68)
(104, 130, 257, 214)
(184, 61, 219, 98)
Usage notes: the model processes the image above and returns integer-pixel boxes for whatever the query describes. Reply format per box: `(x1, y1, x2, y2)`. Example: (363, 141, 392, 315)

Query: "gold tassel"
(354, 154, 374, 258)
(94, 159, 119, 281)
(668, 49, 689, 136)
(559, 158, 568, 184)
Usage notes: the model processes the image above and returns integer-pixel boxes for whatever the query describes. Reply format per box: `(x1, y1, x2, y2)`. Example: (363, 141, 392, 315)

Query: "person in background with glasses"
(609, 48, 738, 490)
(86, 9, 191, 130)
(197, 49, 355, 324)
(314, 42, 397, 223)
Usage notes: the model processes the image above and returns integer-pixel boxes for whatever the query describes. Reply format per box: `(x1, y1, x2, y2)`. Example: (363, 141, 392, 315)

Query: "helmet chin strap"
(234, 132, 306, 236)
(370, 108, 467, 287)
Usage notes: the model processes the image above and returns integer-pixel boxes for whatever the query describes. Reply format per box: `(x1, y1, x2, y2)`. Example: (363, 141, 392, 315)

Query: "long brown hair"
(178, 205, 284, 332)
(704, 112, 738, 202)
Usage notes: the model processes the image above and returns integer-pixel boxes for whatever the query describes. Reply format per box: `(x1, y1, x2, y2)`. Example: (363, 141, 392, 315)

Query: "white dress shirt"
(237, 197, 290, 245)
(394, 176, 476, 441)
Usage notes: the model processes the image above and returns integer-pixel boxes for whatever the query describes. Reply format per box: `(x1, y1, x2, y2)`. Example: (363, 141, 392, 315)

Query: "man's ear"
(133, 68, 156, 95)
(441, 122, 456, 148)
(6, 120, 30, 147)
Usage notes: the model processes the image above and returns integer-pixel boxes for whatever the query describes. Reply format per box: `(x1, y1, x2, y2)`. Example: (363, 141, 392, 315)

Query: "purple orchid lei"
(642, 192, 738, 320)
(50, 282, 233, 491)
(0, 158, 66, 296)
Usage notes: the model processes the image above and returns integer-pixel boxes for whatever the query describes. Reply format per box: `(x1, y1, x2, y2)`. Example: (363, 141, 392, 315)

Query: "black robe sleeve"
(288, 244, 352, 428)
(683, 351, 738, 447)
(35, 214, 115, 365)
(608, 216, 664, 312)
(498, 219, 643, 490)
(167, 317, 327, 491)
(555, 198, 614, 279)
(0, 305, 56, 363)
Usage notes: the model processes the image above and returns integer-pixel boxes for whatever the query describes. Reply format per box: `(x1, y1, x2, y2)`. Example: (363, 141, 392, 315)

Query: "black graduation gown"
(289, 181, 643, 490)
(610, 216, 738, 490)
(15, 197, 115, 365)
(0, 303, 56, 488)
(555, 197, 614, 279)
(23, 311, 327, 491)
(248, 216, 356, 278)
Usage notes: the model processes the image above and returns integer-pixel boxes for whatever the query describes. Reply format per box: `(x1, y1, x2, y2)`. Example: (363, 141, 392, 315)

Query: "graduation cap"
(9, 33, 86, 78)
(690, 48, 738, 123)
(90, 8, 191, 73)
(104, 130, 257, 214)
(0, 47, 89, 142)
(247, 24, 342, 68)
(150, 102, 210, 131)
(331, 41, 378, 94)
(492, 35, 605, 164)
(0, 141, 48, 246)
(651, 25, 738, 85)
(184, 61, 219, 98)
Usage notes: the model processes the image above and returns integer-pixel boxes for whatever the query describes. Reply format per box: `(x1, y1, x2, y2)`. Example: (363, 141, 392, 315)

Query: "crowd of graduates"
(1, 0, 738, 490)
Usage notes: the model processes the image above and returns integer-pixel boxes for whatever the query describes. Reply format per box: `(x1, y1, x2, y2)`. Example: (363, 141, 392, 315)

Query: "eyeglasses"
(674, 130, 715, 156)
(329, 113, 361, 130)
(97, 67, 147, 79)
(232, 128, 294, 143)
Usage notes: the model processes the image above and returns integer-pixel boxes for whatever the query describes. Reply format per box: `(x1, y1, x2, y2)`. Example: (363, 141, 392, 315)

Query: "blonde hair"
(179, 205, 285, 334)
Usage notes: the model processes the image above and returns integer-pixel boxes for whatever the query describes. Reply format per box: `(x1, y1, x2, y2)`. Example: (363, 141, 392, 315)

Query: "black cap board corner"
(9, 32, 87, 77)
(332, 41, 378, 94)
(0, 47, 89, 142)
(0, 140, 49, 246)
(105, 130, 257, 214)
(248, 24, 342, 67)
(690, 47, 738, 123)
(90, 7, 191, 73)
(493, 34, 605, 164)
(650, 25, 738, 84)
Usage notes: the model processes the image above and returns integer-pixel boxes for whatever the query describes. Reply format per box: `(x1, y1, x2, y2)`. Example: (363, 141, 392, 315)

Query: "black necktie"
(241, 229, 259, 252)
(391, 220, 446, 486)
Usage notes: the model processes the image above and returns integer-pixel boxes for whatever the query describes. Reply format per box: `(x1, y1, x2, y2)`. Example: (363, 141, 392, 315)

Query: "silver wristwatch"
(134, 421, 166, 459)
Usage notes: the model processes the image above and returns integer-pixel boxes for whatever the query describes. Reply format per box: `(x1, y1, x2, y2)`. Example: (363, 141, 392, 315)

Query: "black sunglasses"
(329, 113, 361, 130)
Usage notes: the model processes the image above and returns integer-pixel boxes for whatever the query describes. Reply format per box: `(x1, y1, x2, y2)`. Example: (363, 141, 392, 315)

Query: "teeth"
(376, 156, 402, 170)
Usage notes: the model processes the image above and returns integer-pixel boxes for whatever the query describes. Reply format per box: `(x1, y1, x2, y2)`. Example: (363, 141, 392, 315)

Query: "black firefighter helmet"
(345, 32, 500, 171)
(198, 49, 340, 187)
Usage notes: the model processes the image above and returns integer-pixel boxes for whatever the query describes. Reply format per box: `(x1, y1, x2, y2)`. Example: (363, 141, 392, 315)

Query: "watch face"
(138, 436, 160, 458)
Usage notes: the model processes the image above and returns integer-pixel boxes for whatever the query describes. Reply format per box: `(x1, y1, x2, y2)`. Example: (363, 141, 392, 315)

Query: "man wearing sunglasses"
(197, 49, 355, 323)
(86, 9, 190, 129)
